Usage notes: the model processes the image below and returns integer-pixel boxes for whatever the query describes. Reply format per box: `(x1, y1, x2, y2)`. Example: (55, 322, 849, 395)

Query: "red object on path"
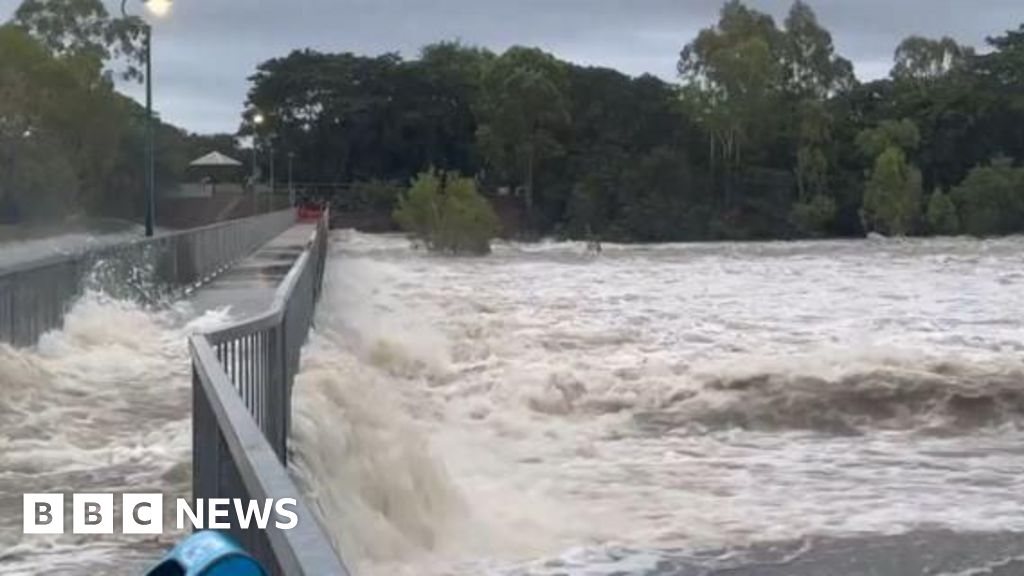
(297, 205, 324, 221)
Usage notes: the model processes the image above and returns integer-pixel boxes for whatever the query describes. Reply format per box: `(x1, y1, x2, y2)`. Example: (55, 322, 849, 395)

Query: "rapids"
(292, 232, 1024, 575)
(0, 292, 231, 574)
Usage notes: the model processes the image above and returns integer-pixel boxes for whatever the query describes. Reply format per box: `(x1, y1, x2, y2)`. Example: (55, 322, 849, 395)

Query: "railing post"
(270, 324, 288, 463)
(192, 363, 219, 503)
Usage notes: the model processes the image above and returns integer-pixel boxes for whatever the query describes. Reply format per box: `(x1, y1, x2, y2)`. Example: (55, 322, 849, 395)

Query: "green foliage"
(861, 147, 923, 235)
(476, 46, 570, 217)
(0, 23, 107, 220)
(925, 190, 960, 235)
(782, 1, 855, 98)
(13, 0, 145, 81)
(238, 2, 1024, 243)
(892, 36, 974, 83)
(856, 119, 921, 158)
(0, 133, 79, 222)
(0, 7, 221, 225)
(393, 171, 500, 255)
(679, 0, 786, 171)
(352, 179, 406, 212)
(951, 160, 1024, 236)
(790, 194, 836, 237)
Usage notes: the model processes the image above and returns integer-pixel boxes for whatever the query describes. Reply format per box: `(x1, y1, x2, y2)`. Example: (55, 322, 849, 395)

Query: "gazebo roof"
(190, 151, 243, 167)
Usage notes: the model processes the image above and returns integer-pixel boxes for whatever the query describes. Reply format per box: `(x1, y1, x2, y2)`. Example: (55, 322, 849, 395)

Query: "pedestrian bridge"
(0, 210, 349, 575)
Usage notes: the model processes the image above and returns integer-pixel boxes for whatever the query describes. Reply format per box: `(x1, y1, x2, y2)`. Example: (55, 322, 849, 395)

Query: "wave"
(635, 358, 1024, 435)
(290, 342, 470, 567)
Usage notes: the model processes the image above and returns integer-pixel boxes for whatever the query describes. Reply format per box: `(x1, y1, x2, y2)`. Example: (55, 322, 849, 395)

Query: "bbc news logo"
(23, 494, 299, 534)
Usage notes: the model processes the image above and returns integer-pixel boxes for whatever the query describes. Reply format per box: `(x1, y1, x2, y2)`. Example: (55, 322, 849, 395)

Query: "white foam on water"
(293, 232, 1024, 575)
(0, 291, 233, 574)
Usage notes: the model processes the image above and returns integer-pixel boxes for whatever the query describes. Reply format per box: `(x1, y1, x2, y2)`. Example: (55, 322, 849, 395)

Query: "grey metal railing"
(0, 210, 297, 347)
(190, 211, 348, 575)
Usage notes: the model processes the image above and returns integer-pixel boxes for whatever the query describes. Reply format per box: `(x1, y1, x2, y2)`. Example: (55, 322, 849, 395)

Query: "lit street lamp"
(121, 0, 172, 237)
(251, 113, 265, 187)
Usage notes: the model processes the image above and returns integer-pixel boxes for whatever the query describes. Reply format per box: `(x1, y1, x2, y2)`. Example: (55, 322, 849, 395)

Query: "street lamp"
(121, 0, 172, 237)
(287, 152, 296, 207)
(251, 113, 265, 186)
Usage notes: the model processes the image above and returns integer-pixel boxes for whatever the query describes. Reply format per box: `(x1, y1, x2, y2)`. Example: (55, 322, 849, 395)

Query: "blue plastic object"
(146, 530, 266, 576)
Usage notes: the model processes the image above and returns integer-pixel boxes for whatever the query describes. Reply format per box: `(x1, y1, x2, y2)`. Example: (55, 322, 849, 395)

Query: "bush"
(951, 160, 1024, 236)
(925, 190, 959, 235)
(790, 194, 836, 237)
(0, 133, 79, 222)
(861, 147, 922, 236)
(351, 179, 405, 212)
(393, 170, 500, 255)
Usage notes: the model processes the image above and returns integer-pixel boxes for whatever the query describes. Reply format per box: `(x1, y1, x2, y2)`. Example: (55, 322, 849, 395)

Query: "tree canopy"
(241, 6, 1024, 241)
(2, 0, 238, 225)
(7, 0, 1024, 241)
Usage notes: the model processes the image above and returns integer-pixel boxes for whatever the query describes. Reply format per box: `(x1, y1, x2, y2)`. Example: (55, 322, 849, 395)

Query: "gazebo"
(189, 151, 244, 196)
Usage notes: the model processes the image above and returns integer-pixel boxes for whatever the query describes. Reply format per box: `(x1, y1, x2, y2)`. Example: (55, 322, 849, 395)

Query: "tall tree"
(782, 0, 855, 99)
(476, 46, 570, 223)
(891, 36, 974, 83)
(13, 0, 144, 81)
(678, 0, 786, 210)
(858, 120, 923, 235)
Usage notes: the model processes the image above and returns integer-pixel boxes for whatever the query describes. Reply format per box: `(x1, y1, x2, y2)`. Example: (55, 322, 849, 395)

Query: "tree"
(892, 36, 974, 83)
(925, 189, 959, 235)
(476, 46, 570, 224)
(861, 146, 923, 235)
(679, 1, 785, 176)
(13, 0, 145, 81)
(782, 1, 853, 215)
(415, 42, 494, 175)
(0, 23, 126, 220)
(233, 9, 1024, 242)
(951, 160, 1024, 236)
(790, 193, 836, 237)
(393, 170, 500, 255)
(782, 1, 855, 99)
(856, 119, 921, 158)
(794, 100, 832, 200)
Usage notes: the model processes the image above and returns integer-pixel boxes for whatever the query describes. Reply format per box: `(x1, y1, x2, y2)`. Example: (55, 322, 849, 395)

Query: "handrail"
(190, 337, 346, 575)
(1, 210, 294, 277)
(0, 209, 297, 347)
(190, 210, 349, 575)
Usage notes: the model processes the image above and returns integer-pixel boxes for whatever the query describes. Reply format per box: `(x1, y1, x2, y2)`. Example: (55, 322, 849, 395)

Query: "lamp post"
(251, 113, 264, 189)
(121, 0, 171, 238)
(268, 137, 275, 195)
(287, 152, 296, 207)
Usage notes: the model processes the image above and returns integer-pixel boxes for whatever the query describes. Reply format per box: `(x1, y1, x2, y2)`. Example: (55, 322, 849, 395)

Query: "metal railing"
(0, 210, 297, 347)
(190, 211, 348, 575)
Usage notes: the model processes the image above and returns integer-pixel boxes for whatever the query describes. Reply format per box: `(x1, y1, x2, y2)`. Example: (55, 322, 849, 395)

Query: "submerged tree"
(393, 170, 500, 255)
(860, 152, 922, 236)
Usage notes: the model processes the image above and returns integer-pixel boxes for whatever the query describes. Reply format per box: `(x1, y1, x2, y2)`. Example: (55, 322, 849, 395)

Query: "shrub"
(860, 147, 922, 236)
(925, 190, 959, 235)
(351, 179, 405, 212)
(951, 160, 1024, 236)
(790, 194, 836, 237)
(393, 170, 500, 255)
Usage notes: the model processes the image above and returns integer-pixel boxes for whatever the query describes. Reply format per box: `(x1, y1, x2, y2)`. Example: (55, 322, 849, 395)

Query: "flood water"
(0, 294, 228, 574)
(3, 232, 1024, 575)
(292, 232, 1024, 575)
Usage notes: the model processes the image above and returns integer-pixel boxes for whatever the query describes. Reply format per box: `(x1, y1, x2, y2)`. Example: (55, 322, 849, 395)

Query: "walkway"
(190, 222, 315, 317)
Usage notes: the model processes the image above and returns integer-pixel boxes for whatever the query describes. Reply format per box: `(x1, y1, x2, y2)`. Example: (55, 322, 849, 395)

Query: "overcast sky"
(2, 0, 1023, 134)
